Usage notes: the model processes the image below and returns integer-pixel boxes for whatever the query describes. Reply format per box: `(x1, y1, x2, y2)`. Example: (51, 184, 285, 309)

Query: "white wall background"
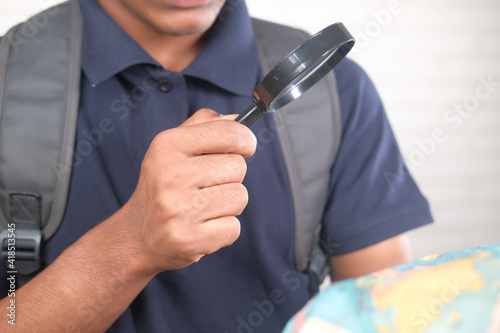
(1, 0, 499, 258)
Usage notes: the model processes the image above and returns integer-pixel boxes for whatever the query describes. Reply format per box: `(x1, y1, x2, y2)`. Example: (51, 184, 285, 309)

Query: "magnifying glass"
(234, 22, 355, 127)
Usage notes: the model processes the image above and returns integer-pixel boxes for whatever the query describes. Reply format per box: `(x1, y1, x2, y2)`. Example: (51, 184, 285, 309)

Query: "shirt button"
(158, 79, 173, 93)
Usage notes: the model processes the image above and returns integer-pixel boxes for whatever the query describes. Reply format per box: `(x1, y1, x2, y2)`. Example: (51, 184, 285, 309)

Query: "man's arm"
(0, 109, 256, 332)
(329, 235, 413, 281)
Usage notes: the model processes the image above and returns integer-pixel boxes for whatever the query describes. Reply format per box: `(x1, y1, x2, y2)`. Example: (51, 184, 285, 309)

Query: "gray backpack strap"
(0, 0, 82, 280)
(252, 19, 342, 294)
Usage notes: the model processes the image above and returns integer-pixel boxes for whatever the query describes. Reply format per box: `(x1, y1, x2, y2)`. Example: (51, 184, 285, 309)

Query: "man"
(0, 0, 432, 331)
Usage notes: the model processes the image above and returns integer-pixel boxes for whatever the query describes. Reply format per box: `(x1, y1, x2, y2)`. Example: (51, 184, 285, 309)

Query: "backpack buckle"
(306, 245, 330, 295)
(0, 228, 43, 275)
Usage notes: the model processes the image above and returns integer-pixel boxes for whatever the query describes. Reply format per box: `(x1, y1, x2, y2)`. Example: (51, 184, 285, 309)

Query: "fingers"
(196, 183, 249, 219)
(128, 108, 256, 272)
(180, 108, 223, 127)
(185, 154, 247, 189)
(180, 109, 238, 127)
(162, 115, 257, 159)
(195, 216, 242, 255)
(165, 182, 248, 225)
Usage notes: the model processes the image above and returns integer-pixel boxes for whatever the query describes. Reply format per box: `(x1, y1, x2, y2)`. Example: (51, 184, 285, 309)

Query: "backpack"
(0, 0, 345, 294)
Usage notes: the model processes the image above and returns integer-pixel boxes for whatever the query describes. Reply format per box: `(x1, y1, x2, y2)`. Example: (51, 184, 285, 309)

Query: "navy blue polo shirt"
(1, 0, 433, 332)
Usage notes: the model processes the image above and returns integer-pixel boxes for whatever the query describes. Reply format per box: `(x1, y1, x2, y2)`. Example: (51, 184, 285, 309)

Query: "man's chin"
(152, 21, 213, 36)
(152, 12, 219, 36)
(169, 0, 212, 9)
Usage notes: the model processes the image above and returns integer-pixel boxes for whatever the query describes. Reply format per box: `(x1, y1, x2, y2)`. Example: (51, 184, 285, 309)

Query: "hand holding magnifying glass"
(234, 23, 355, 127)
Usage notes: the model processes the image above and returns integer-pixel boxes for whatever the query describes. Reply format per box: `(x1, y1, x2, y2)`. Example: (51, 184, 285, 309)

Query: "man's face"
(104, 0, 227, 36)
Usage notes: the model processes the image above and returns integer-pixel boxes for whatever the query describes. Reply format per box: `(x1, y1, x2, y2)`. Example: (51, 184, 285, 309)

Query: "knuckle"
(217, 121, 241, 146)
(190, 191, 211, 212)
(227, 154, 247, 180)
(224, 217, 241, 244)
(156, 191, 197, 223)
(153, 128, 186, 155)
(231, 183, 249, 212)
(228, 122, 257, 156)
(242, 129, 257, 156)
(156, 170, 174, 188)
(217, 121, 254, 152)
(150, 131, 169, 151)
(205, 218, 241, 255)
(166, 164, 196, 187)
(185, 124, 207, 144)
(166, 227, 191, 250)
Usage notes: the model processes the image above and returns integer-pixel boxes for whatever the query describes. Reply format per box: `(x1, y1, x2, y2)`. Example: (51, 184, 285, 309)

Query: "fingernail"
(220, 114, 238, 120)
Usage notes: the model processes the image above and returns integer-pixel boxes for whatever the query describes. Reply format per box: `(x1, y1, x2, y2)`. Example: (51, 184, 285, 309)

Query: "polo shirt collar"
(182, 3, 260, 96)
(79, 0, 158, 86)
(79, 0, 260, 96)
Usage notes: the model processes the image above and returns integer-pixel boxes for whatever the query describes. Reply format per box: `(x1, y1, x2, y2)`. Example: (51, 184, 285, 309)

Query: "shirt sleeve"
(321, 58, 433, 256)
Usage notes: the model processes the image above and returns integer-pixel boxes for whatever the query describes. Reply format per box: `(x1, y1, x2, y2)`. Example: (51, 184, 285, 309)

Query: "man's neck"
(97, 1, 206, 72)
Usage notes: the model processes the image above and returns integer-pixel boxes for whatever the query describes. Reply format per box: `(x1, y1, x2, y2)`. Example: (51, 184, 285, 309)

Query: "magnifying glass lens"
(270, 48, 337, 112)
(235, 22, 355, 127)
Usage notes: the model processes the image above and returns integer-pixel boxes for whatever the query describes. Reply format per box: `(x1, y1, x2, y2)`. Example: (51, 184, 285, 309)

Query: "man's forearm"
(329, 235, 413, 281)
(0, 207, 153, 332)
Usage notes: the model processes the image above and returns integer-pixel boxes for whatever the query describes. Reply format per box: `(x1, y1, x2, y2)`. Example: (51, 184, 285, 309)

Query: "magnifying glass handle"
(234, 103, 264, 127)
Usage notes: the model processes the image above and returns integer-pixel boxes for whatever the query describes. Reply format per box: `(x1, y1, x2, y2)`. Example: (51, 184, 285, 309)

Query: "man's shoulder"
(333, 57, 385, 126)
(334, 57, 375, 93)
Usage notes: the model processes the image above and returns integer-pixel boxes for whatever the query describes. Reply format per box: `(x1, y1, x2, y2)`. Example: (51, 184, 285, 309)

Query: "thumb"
(181, 109, 237, 127)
